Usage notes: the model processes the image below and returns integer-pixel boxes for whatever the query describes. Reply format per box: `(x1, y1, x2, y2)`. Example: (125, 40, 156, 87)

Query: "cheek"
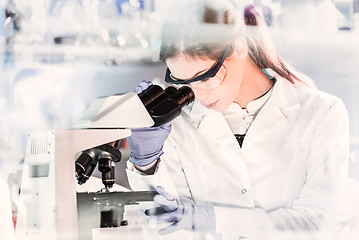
(213, 85, 239, 111)
(222, 77, 241, 100)
(192, 88, 208, 101)
(192, 87, 236, 112)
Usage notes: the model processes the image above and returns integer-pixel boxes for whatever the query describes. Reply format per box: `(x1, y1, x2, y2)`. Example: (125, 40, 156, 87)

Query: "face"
(166, 53, 243, 112)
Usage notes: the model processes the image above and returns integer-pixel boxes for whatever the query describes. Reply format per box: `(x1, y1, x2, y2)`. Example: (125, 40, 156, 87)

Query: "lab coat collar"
(263, 75, 301, 118)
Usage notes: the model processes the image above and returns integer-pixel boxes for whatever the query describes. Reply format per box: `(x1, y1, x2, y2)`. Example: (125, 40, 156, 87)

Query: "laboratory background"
(0, 0, 359, 239)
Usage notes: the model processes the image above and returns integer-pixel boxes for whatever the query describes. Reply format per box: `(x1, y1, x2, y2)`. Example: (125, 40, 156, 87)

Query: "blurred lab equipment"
(2, 0, 163, 67)
(15, 84, 194, 240)
(334, 0, 355, 30)
(3, 0, 21, 44)
(3, 0, 47, 45)
(0, 175, 15, 239)
(244, 2, 272, 26)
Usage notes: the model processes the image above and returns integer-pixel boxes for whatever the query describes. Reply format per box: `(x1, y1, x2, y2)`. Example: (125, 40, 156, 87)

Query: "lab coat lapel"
(243, 77, 301, 151)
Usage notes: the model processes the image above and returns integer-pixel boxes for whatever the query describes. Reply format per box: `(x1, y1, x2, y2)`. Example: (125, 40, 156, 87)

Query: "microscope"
(15, 84, 194, 240)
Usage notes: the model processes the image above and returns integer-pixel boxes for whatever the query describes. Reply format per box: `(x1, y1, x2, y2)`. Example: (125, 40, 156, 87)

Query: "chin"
(213, 102, 230, 112)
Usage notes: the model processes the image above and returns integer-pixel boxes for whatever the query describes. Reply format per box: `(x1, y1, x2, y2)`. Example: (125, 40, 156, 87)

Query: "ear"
(233, 37, 249, 60)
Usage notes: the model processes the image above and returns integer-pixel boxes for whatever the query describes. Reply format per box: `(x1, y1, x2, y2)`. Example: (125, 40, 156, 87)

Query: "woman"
(126, 0, 349, 239)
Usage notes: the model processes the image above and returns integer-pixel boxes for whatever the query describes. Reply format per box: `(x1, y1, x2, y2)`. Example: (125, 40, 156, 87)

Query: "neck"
(234, 58, 273, 108)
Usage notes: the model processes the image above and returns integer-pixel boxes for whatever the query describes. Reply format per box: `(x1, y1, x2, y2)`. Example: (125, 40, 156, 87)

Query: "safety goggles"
(165, 44, 232, 90)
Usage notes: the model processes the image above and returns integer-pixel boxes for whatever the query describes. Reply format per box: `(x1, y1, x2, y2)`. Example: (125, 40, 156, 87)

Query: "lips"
(204, 100, 219, 109)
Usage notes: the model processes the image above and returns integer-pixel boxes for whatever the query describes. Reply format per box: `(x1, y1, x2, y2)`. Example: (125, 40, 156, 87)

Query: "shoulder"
(276, 76, 347, 117)
(294, 82, 347, 117)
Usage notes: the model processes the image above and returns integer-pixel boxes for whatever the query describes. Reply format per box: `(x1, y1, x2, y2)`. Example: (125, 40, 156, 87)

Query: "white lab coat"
(127, 75, 350, 240)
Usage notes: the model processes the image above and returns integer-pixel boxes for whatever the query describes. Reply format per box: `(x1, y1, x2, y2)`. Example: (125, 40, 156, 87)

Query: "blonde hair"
(160, 0, 315, 88)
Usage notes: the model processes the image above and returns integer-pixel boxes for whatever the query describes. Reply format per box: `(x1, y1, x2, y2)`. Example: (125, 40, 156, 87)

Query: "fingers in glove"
(148, 211, 182, 225)
(154, 194, 178, 212)
(159, 122, 172, 130)
(154, 186, 179, 212)
(145, 207, 167, 216)
(155, 186, 174, 201)
(135, 80, 152, 94)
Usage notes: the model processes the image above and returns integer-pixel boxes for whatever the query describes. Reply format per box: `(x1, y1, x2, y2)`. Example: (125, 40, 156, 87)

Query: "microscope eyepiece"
(138, 85, 195, 127)
(171, 86, 195, 107)
(138, 85, 164, 107)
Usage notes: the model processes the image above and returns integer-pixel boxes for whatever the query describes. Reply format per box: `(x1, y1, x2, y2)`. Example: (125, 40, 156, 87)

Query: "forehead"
(166, 54, 215, 79)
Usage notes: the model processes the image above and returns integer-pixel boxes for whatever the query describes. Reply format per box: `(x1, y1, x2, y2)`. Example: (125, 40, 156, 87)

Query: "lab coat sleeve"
(214, 98, 350, 239)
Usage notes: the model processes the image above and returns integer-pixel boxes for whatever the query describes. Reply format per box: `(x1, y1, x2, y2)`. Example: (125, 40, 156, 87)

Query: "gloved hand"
(127, 81, 172, 167)
(145, 186, 216, 235)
